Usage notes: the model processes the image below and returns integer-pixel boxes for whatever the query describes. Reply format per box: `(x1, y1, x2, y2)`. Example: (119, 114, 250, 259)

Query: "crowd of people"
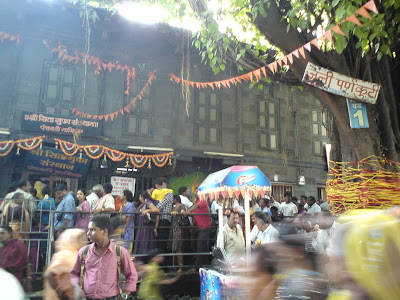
(0, 177, 399, 300)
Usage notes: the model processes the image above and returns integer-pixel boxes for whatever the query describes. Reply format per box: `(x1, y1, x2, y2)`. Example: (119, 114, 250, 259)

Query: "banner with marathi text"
(302, 62, 380, 104)
(21, 111, 101, 137)
(24, 146, 90, 179)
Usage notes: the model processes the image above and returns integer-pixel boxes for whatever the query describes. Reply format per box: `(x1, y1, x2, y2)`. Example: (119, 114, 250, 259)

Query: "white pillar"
(244, 191, 251, 261)
(218, 205, 224, 248)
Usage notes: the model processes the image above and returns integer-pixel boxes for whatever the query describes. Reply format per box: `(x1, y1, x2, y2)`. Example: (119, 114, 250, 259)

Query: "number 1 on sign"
(353, 109, 364, 126)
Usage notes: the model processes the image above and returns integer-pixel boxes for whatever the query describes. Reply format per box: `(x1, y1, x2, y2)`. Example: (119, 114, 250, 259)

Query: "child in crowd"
(138, 248, 181, 300)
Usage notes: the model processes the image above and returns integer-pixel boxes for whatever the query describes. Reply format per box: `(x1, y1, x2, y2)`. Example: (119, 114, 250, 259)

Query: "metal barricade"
(0, 197, 54, 283)
(48, 210, 218, 272)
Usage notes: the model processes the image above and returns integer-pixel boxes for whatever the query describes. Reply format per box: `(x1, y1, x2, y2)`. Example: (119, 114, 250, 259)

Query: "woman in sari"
(120, 190, 135, 251)
(0, 225, 29, 287)
(1, 192, 29, 240)
(133, 191, 159, 260)
(43, 228, 86, 300)
(74, 189, 90, 239)
(169, 195, 187, 273)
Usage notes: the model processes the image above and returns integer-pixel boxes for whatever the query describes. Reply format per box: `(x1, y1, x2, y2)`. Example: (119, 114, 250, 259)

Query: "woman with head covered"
(43, 228, 87, 299)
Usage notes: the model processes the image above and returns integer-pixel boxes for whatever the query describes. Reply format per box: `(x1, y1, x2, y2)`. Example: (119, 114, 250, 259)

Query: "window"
(40, 61, 77, 113)
(258, 99, 279, 150)
(126, 79, 152, 136)
(271, 183, 293, 203)
(311, 109, 330, 155)
(194, 91, 220, 144)
(318, 184, 327, 202)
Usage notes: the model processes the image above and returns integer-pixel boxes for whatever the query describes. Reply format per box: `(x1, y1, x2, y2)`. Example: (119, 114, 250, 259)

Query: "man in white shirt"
(221, 210, 245, 260)
(178, 186, 193, 210)
(300, 195, 309, 211)
(250, 212, 261, 248)
(93, 182, 115, 215)
(307, 196, 321, 215)
(255, 213, 280, 245)
(86, 184, 103, 212)
(280, 191, 298, 217)
(312, 211, 336, 254)
(1, 179, 36, 214)
(320, 200, 328, 211)
(269, 195, 281, 213)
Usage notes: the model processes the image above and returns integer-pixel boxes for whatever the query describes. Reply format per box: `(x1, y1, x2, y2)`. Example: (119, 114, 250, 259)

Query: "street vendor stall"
(197, 166, 271, 299)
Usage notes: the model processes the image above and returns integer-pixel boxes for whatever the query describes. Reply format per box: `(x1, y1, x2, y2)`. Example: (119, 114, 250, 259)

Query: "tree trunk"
(250, 0, 397, 162)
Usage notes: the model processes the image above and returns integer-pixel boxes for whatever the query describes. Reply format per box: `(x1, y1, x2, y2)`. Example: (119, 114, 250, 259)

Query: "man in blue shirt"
(54, 184, 76, 237)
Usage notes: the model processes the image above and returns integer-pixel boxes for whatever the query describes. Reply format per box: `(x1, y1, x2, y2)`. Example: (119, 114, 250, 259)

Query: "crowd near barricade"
(2, 179, 400, 300)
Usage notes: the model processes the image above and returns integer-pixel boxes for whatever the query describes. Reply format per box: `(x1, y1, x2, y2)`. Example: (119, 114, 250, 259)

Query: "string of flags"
(71, 70, 157, 122)
(1, 0, 380, 123)
(168, 0, 378, 90)
(44, 40, 136, 95)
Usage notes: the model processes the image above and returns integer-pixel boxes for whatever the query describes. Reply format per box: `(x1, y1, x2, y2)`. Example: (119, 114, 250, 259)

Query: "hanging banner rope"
(72, 70, 157, 122)
(168, 0, 378, 89)
(55, 138, 173, 169)
(44, 40, 135, 95)
(0, 136, 44, 156)
(327, 155, 400, 215)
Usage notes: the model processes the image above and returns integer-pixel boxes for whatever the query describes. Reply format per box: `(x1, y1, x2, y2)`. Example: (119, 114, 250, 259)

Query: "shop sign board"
(347, 98, 369, 129)
(302, 62, 380, 104)
(21, 111, 101, 136)
(24, 146, 90, 179)
(111, 176, 136, 196)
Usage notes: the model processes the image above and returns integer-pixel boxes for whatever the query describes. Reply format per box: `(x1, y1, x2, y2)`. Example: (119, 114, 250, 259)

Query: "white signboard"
(111, 176, 136, 196)
(302, 62, 380, 104)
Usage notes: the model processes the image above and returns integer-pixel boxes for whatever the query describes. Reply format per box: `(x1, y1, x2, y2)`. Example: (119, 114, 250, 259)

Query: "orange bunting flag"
(268, 63, 276, 74)
(119, 109, 124, 115)
(356, 7, 372, 20)
(261, 66, 267, 78)
(310, 39, 320, 50)
(99, 115, 104, 120)
(254, 68, 261, 81)
(331, 25, 346, 36)
(346, 14, 363, 27)
(93, 115, 98, 119)
(324, 30, 333, 42)
(363, 0, 378, 13)
(287, 53, 293, 64)
(273, 62, 278, 73)
(292, 49, 299, 59)
(124, 106, 130, 113)
(76, 111, 81, 116)
(299, 47, 306, 59)
(72, 108, 77, 114)
(277, 60, 282, 67)
(304, 43, 312, 52)
(104, 115, 109, 122)
(282, 56, 288, 65)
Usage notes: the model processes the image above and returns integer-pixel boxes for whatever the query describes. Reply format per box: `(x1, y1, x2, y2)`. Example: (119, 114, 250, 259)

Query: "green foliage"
(282, 0, 399, 61)
(68, 0, 399, 72)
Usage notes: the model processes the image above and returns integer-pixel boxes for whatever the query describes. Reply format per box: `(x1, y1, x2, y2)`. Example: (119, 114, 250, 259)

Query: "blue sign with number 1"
(347, 98, 369, 129)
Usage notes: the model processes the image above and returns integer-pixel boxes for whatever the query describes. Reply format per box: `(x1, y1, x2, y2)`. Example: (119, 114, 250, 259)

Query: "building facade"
(0, 1, 330, 201)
